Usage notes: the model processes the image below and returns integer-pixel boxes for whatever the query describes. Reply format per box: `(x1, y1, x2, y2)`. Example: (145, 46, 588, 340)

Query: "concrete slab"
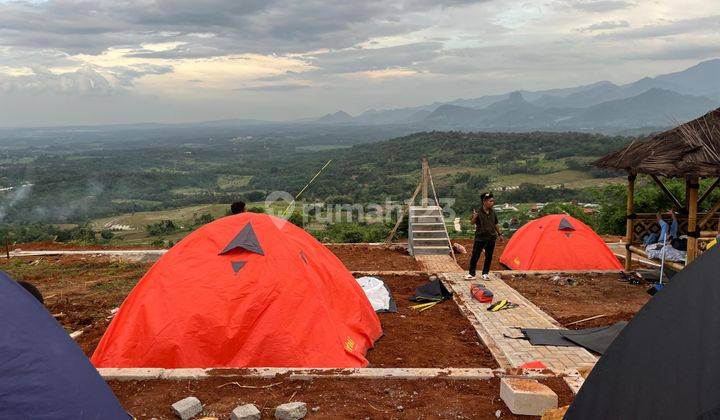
(500, 378, 558, 416)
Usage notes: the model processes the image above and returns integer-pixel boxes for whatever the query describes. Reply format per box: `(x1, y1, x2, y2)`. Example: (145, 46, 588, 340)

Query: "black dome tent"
(566, 246, 720, 419)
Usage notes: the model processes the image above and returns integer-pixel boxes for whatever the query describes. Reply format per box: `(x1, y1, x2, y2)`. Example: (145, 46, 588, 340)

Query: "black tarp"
(410, 279, 452, 302)
(566, 246, 720, 420)
(521, 322, 627, 353)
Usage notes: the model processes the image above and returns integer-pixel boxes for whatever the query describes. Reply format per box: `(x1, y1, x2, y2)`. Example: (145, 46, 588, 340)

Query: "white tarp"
(355, 276, 391, 312)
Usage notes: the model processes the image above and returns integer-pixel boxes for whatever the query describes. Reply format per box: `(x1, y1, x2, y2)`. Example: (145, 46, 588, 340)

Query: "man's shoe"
(464, 274, 476, 280)
(481, 274, 490, 280)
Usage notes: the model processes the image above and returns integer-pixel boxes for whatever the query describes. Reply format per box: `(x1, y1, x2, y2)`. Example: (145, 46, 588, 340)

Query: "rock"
(275, 402, 307, 419)
(429, 275, 438, 281)
(397, 405, 404, 411)
(311, 407, 320, 413)
(171, 396, 203, 420)
(495, 410, 502, 418)
(231, 404, 260, 420)
(500, 378, 557, 416)
(452, 243, 467, 254)
(389, 244, 409, 253)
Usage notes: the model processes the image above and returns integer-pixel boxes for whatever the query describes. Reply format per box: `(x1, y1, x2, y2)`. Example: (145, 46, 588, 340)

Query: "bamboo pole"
(698, 178, 720, 207)
(625, 173, 636, 271)
(698, 199, 720, 228)
(686, 176, 700, 265)
(650, 174, 684, 211)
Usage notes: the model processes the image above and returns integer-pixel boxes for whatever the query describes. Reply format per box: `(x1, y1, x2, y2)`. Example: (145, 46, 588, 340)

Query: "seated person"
(643, 212, 670, 246)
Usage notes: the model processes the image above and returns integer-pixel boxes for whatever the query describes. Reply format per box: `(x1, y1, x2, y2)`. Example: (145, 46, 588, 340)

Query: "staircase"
(408, 206, 452, 256)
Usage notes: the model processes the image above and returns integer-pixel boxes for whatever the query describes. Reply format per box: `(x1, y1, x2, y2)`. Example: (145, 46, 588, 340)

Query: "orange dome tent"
(500, 214, 622, 271)
(91, 213, 382, 368)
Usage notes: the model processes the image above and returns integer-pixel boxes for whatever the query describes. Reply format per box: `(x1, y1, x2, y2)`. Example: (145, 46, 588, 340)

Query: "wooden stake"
(566, 314, 607, 326)
(625, 173, 636, 271)
(686, 176, 700, 264)
(4, 235, 9, 259)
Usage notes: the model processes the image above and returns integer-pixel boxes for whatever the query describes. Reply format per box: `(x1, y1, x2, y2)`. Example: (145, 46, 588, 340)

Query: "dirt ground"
(367, 275, 497, 368)
(503, 273, 651, 329)
(11, 241, 158, 251)
(328, 244, 422, 271)
(110, 376, 573, 419)
(0, 255, 150, 354)
(0, 258, 493, 368)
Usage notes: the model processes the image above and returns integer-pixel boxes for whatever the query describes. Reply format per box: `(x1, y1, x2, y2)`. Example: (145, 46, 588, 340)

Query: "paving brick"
(171, 396, 203, 420)
(231, 404, 261, 420)
(500, 378, 558, 416)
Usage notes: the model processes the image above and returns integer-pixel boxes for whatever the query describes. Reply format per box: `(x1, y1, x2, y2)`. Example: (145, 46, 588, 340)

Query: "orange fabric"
(500, 214, 622, 271)
(91, 213, 382, 368)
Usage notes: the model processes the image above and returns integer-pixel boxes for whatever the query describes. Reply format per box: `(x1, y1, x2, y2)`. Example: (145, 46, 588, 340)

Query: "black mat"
(562, 322, 627, 354)
(521, 322, 628, 354)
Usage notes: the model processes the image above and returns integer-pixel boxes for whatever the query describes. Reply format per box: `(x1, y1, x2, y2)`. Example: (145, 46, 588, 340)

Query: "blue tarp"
(0, 270, 128, 419)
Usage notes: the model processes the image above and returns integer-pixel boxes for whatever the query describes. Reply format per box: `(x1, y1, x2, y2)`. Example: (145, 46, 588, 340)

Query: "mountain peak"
(316, 110, 353, 123)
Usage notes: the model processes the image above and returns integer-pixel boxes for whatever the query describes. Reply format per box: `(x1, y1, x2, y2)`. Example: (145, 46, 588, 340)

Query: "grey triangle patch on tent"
(219, 223, 264, 255)
(559, 217, 575, 231)
(231, 261, 246, 273)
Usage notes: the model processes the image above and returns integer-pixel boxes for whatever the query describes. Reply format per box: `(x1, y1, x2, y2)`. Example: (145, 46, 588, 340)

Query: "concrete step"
(412, 230, 448, 238)
(413, 238, 450, 247)
(411, 223, 446, 231)
(409, 209, 443, 217)
(413, 245, 451, 255)
(410, 216, 444, 223)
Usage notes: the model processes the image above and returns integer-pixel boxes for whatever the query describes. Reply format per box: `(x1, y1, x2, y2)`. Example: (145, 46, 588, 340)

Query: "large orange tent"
(500, 214, 622, 271)
(91, 213, 382, 368)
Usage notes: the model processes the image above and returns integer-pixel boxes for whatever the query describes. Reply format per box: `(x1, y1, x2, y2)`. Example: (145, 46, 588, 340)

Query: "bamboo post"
(686, 176, 700, 265)
(385, 181, 422, 244)
(625, 173, 636, 271)
(4, 235, 9, 259)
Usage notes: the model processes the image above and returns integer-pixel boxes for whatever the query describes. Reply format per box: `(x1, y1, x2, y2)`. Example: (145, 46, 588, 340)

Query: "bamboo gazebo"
(596, 107, 720, 271)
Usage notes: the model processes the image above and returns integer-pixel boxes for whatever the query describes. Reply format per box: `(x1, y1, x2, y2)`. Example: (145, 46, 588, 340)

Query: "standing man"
(465, 192, 504, 280)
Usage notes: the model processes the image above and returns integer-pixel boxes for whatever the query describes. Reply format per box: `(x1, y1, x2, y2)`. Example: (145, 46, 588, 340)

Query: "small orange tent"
(500, 214, 622, 271)
(91, 213, 382, 368)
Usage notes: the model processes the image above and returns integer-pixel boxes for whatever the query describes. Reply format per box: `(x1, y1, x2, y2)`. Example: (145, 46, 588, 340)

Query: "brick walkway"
(416, 254, 464, 273)
(442, 272, 598, 372)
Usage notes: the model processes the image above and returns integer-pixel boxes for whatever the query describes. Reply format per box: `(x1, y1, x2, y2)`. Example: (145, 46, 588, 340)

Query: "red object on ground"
(520, 361, 547, 369)
(91, 213, 382, 368)
(500, 214, 623, 271)
(470, 284, 493, 303)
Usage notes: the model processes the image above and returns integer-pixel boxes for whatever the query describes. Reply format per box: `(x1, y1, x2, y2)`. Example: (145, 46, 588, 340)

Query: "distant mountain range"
(310, 59, 720, 133)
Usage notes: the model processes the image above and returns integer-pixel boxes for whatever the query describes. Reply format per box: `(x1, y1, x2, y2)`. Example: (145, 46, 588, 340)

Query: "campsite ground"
(503, 273, 650, 329)
(0, 242, 656, 418)
(109, 376, 574, 419)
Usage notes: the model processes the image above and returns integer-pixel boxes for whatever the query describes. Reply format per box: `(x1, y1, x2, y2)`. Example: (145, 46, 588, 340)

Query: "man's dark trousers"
(469, 237, 496, 276)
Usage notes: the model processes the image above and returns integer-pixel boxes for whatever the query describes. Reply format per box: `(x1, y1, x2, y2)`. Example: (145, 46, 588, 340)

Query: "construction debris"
(231, 404, 261, 420)
(171, 396, 203, 420)
(500, 378, 558, 416)
(275, 402, 307, 420)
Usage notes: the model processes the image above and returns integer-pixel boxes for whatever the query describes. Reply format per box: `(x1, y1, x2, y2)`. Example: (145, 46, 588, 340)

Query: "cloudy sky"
(0, 0, 718, 126)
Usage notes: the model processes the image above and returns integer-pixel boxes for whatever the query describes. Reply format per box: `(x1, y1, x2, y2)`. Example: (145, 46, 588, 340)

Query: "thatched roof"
(595, 107, 720, 177)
